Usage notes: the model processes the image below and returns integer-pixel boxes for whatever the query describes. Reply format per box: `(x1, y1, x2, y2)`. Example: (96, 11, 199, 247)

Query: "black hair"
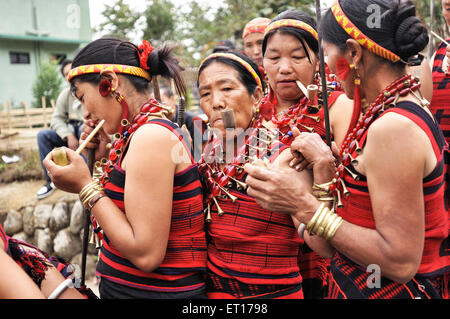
(60, 59, 72, 77)
(319, 0, 428, 66)
(197, 51, 266, 95)
(70, 37, 186, 97)
(262, 9, 318, 63)
(212, 39, 236, 53)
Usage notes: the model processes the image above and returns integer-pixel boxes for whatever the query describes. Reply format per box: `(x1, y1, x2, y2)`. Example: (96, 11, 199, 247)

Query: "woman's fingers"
(243, 163, 271, 182)
(43, 147, 92, 193)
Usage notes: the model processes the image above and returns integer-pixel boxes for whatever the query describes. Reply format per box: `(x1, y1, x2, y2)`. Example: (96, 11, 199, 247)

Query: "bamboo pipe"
(430, 31, 450, 46)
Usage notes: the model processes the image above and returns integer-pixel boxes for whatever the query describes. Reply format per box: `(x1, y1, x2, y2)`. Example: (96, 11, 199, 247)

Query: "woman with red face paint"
(245, 0, 448, 299)
(258, 9, 353, 299)
(43, 38, 207, 299)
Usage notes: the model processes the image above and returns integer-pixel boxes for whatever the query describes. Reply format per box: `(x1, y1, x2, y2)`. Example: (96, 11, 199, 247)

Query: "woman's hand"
(288, 127, 337, 184)
(79, 120, 111, 161)
(289, 127, 335, 169)
(244, 162, 319, 224)
(43, 147, 92, 194)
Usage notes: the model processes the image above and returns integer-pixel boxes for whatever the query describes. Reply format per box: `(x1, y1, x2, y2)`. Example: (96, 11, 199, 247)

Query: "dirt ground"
(0, 179, 78, 215)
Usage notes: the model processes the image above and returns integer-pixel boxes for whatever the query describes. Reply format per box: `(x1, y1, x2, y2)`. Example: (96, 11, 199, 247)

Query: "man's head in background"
(60, 59, 73, 80)
(212, 40, 236, 53)
(242, 17, 271, 66)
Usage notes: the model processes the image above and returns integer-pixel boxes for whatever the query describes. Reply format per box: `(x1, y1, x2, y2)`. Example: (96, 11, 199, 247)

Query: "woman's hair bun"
(393, 2, 429, 61)
(148, 49, 160, 76)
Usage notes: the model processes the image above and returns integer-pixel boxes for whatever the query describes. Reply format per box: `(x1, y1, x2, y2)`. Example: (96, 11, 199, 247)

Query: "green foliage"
(95, 0, 317, 66)
(415, 0, 449, 38)
(253, 0, 315, 19)
(94, 0, 448, 68)
(95, 0, 139, 39)
(142, 0, 176, 45)
(32, 60, 63, 108)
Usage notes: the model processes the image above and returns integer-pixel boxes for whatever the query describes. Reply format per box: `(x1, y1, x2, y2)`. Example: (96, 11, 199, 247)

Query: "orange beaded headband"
(331, 0, 402, 63)
(243, 17, 271, 39)
(264, 19, 318, 41)
(67, 64, 151, 82)
(198, 53, 263, 91)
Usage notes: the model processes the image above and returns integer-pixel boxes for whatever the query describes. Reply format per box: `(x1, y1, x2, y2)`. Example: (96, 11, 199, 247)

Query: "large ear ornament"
(99, 79, 112, 97)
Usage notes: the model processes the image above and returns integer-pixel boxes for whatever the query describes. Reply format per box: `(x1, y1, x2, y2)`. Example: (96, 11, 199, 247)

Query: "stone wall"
(1, 198, 98, 279)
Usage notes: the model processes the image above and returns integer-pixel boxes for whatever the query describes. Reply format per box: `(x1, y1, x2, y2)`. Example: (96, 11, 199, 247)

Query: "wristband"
(48, 278, 73, 299)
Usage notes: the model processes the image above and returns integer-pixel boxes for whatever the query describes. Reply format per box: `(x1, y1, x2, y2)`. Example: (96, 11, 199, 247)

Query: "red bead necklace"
(270, 97, 309, 129)
(99, 98, 170, 185)
(199, 116, 279, 221)
(330, 74, 422, 208)
(258, 90, 330, 145)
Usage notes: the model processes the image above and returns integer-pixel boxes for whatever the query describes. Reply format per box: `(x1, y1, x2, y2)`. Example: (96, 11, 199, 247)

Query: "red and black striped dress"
(430, 39, 450, 145)
(259, 89, 344, 299)
(430, 39, 450, 211)
(204, 139, 305, 299)
(96, 119, 207, 297)
(1, 223, 79, 291)
(328, 101, 449, 299)
(0, 224, 7, 251)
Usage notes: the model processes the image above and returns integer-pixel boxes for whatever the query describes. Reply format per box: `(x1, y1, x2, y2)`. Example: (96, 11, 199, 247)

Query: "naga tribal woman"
(246, 0, 449, 299)
(44, 38, 207, 299)
(258, 9, 353, 298)
(197, 51, 309, 299)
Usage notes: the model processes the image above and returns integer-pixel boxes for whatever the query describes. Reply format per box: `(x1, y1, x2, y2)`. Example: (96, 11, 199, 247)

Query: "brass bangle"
(79, 180, 104, 205)
(311, 205, 329, 235)
(325, 216, 343, 241)
(322, 212, 337, 238)
(81, 191, 96, 206)
(312, 181, 332, 191)
(312, 190, 330, 197)
(317, 196, 335, 202)
(79, 188, 95, 203)
(305, 203, 325, 234)
(79, 183, 92, 199)
(304, 201, 343, 241)
(312, 181, 334, 202)
(80, 184, 101, 202)
(316, 208, 334, 237)
(86, 192, 106, 210)
(81, 190, 103, 208)
(79, 181, 100, 198)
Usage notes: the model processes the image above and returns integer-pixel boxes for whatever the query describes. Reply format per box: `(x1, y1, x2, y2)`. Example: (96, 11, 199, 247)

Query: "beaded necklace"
(199, 115, 281, 221)
(330, 74, 423, 208)
(99, 98, 170, 185)
(258, 88, 333, 145)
